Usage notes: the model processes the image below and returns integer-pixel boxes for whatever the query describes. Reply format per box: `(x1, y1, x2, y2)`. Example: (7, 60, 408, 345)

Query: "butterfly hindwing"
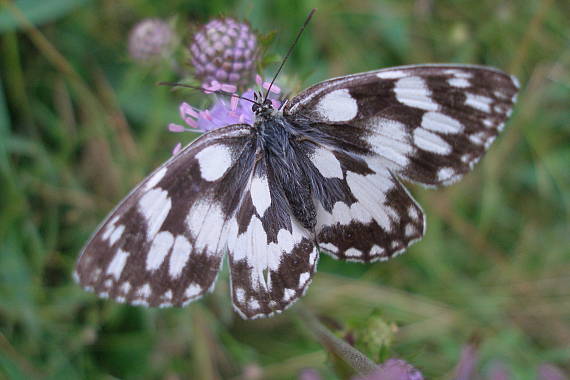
(74, 124, 256, 307)
(296, 141, 425, 262)
(284, 64, 519, 187)
(227, 153, 318, 319)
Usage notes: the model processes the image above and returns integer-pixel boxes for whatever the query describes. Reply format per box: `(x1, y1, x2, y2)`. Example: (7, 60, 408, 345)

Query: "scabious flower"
(128, 18, 175, 63)
(168, 76, 282, 155)
(189, 17, 258, 89)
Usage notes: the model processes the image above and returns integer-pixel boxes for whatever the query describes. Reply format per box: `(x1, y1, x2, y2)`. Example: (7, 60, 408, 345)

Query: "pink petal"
(255, 74, 263, 87)
(183, 116, 198, 128)
(263, 82, 281, 94)
(201, 81, 220, 94)
(180, 102, 199, 118)
(221, 83, 237, 93)
(230, 95, 239, 111)
(168, 123, 186, 132)
(172, 142, 182, 155)
(200, 110, 213, 121)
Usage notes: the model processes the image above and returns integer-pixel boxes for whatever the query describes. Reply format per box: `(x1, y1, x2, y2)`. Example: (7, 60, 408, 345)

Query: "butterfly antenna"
(158, 82, 261, 106)
(263, 9, 316, 102)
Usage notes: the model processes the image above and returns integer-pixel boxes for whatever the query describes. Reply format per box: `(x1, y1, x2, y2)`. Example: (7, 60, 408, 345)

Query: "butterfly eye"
(263, 99, 273, 107)
(252, 103, 260, 113)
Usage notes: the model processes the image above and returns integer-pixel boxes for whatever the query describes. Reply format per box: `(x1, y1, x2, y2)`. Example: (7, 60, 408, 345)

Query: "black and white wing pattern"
(75, 123, 318, 319)
(284, 64, 518, 262)
(226, 157, 318, 319)
(75, 125, 257, 308)
(75, 63, 519, 319)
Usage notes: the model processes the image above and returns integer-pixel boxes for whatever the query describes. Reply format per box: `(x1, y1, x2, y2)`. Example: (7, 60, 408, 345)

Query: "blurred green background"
(1, 0, 569, 379)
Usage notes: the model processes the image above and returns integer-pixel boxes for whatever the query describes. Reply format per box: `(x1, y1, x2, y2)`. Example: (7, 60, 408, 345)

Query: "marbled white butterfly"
(74, 11, 519, 319)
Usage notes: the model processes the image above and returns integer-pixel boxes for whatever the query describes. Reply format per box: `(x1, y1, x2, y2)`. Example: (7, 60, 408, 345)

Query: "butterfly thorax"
(254, 109, 317, 231)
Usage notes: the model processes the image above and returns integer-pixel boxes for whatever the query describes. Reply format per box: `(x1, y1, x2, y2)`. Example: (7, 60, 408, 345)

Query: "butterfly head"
(252, 92, 274, 116)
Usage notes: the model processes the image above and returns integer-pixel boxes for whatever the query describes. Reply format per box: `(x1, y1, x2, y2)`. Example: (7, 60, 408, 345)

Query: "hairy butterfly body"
(75, 64, 519, 319)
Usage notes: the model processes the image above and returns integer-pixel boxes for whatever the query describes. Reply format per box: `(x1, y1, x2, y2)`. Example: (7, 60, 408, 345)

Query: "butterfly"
(74, 61, 519, 319)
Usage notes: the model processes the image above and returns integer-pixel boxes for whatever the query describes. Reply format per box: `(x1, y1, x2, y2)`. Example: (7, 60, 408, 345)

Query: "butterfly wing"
(226, 147, 318, 319)
(284, 64, 518, 262)
(292, 140, 425, 262)
(74, 124, 257, 307)
(284, 64, 519, 187)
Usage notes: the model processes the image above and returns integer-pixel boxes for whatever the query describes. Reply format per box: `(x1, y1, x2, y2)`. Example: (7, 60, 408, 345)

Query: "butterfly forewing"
(284, 64, 519, 187)
(75, 124, 256, 307)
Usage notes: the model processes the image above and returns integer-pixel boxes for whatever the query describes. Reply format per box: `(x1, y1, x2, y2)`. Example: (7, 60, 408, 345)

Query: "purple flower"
(190, 17, 258, 89)
(168, 76, 282, 155)
(128, 18, 174, 63)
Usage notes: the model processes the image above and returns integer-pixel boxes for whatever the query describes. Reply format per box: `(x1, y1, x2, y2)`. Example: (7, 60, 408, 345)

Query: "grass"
(1, 0, 569, 379)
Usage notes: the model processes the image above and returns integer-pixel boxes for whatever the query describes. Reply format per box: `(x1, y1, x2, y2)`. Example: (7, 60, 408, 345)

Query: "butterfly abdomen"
(259, 114, 318, 230)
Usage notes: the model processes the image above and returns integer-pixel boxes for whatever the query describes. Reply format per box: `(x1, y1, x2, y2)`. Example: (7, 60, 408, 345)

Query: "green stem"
(296, 304, 377, 376)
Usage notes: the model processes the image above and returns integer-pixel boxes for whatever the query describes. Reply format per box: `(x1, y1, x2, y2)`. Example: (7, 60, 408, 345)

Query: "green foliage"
(1, 0, 569, 379)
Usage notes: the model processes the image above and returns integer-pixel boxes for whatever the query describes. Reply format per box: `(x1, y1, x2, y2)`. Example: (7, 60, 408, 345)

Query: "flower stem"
(296, 303, 377, 375)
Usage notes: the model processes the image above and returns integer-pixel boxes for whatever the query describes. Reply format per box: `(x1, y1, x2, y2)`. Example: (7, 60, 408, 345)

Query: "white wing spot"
(196, 144, 233, 181)
(437, 167, 455, 182)
(299, 272, 310, 288)
(138, 283, 152, 298)
(248, 299, 260, 310)
(394, 76, 438, 111)
(102, 216, 119, 239)
(309, 247, 318, 265)
(332, 202, 352, 225)
(469, 131, 487, 145)
(185, 283, 202, 298)
(370, 245, 384, 256)
(421, 112, 463, 134)
(316, 88, 358, 122)
(168, 235, 192, 279)
(444, 70, 472, 79)
(146, 231, 174, 271)
(139, 188, 171, 240)
(106, 249, 129, 280)
(310, 147, 343, 179)
(345, 171, 393, 231)
(131, 299, 149, 306)
(186, 202, 227, 255)
(235, 288, 246, 303)
(320, 242, 338, 253)
(108, 224, 125, 246)
(250, 175, 272, 217)
(413, 128, 452, 155)
(448, 77, 470, 88)
(408, 206, 419, 221)
(283, 288, 296, 302)
(483, 118, 494, 128)
(405, 224, 416, 237)
(120, 282, 131, 294)
(162, 290, 173, 301)
(376, 70, 407, 79)
(345, 248, 362, 257)
(144, 167, 167, 191)
(368, 118, 413, 168)
(465, 93, 493, 113)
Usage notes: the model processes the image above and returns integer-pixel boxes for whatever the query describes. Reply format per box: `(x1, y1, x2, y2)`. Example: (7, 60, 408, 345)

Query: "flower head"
(168, 76, 282, 155)
(128, 18, 175, 63)
(190, 17, 258, 89)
